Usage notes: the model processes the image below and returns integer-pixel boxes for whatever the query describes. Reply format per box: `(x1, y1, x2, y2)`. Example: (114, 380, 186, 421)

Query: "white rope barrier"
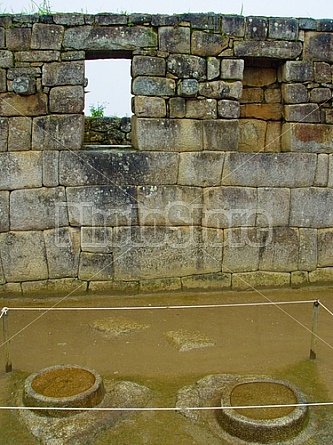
(319, 302, 333, 318)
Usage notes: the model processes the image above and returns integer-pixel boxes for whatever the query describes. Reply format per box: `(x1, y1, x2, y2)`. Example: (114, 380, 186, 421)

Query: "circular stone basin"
(23, 365, 105, 417)
(217, 378, 308, 443)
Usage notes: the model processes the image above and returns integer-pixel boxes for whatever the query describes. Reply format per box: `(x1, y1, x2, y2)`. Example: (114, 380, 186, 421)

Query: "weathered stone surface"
(257, 187, 290, 226)
(222, 16, 245, 36)
(284, 104, 321, 123)
(133, 96, 166, 117)
(207, 57, 220, 80)
(325, 109, 333, 124)
(309, 267, 333, 284)
(159, 26, 190, 53)
(8, 117, 31, 151)
(221, 59, 244, 80)
(314, 62, 332, 83)
(167, 54, 206, 80)
(299, 228, 317, 271)
(265, 88, 281, 104)
(178, 152, 224, 187)
(0, 152, 42, 190)
(42, 61, 85, 86)
(0, 231, 48, 281)
(282, 123, 333, 152)
(259, 227, 298, 272)
(31, 23, 64, 50)
(178, 79, 199, 97)
(0, 51, 13, 68)
(290, 188, 333, 228)
(310, 88, 332, 103)
(64, 26, 157, 51)
(222, 153, 316, 187)
(191, 31, 228, 56)
(132, 117, 202, 151)
(234, 41, 302, 59)
(238, 119, 267, 152)
(298, 18, 316, 30)
(12, 77, 36, 96)
(182, 273, 231, 290)
(268, 18, 298, 40)
(15, 50, 61, 63)
(240, 104, 283, 121)
(217, 100, 240, 119)
(0, 118, 7, 151)
(78, 252, 113, 281)
(223, 228, 261, 272)
(44, 227, 80, 278)
(265, 121, 282, 152)
(140, 277, 181, 292)
(0, 69, 6, 93)
(314, 154, 328, 187)
(282, 83, 308, 104)
(43, 151, 59, 187)
(304, 32, 333, 62)
(245, 17, 268, 40)
(132, 76, 175, 96)
(113, 226, 222, 280)
(6, 28, 31, 50)
(232, 271, 290, 289)
(240, 88, 263, 104)
(0, 27, 4, 48)
(81, 227, 112, 253)
(243, 67, 276, 87)
(280, 61, 313, 82)
(0, 191, 9, 232)
(137, 185, 202, 226)
(60, 150, 179, 185)
(49, 86, 84, 113)
(132, 56, 165, 77)
(317, 19, 333, 32)
(199, 80, 242, 100)
(53, 13, 85, 25)
(0, 282, 21, 295)
(32, 114, 84, 150)
(66, 186, 137, 226)
(291, 271, 309, 287)
(203, 186, 257, 228)
(21, 278, 87, 296)
(169, 97, 185, 118)
(10, 187, 68, 230)
(89, 280, 139, 294)
(0, 93, 47, 116)
(185, 98, 216, 119)
(94, 13, 128, 25)
(203, 120, 239, 151)
(61, 50, 85, 61)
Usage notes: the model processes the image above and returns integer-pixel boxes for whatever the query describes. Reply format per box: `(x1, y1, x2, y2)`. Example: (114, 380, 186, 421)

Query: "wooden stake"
(2, 308, 12, 373)
(310, 300, 320, 361)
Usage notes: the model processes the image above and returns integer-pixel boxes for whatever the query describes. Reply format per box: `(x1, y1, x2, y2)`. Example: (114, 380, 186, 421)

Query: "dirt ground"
(0, 286, 333, 444)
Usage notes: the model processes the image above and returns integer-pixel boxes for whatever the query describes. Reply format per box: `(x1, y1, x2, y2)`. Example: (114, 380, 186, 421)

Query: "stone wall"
(0, 12, 333, 296)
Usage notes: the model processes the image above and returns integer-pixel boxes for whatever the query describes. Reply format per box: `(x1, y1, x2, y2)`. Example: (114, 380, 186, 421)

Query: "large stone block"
(137, 185, 202, 226)
(290, 188, 333, 228)
(81, 227, 112, 253)
(42, 61, 85, 86)
(257, 187, 290, 227)
(299, 228, 317, 271)
(310, 88, 332, 103)
(264, 88, 281, 104)
(159, 26, 190, 53)
(132, 76, 175, 96)
(199, 80, 242, 100)
(178, 152, 224, 186)
(0, 93, 47, 116)
(268, 18, 298, 40)
(223, 228, 261, 272)
(314, 62, 332, 83)
(207, 57, 220, 80)
(140, 277, 181, 293)
(0, 70, 6, 93)
(203, 186, 257, 228)
(44, 227, 80, 278)
(32, 114, 84, 150)
(6, 27, 31, 50)
(203, 120, 239, 151)
(217, 100, 240, 119)
(222, 153, 316, 187)
(314, 154, 328, 187)
(265, 121, 282, 153)
(10, 187, 68, 230)
(169, 97, 185, 118)
(133, 96, 166, 117)
(245, 17, 268, 40)
(185, 98, 217, 119)
(178, 79, 199, 97)
(243, 67, 276, 87)
(282, 123, 333, 152)
(15, 50, 60, 62)
(89, 280, 139, 294)
(221, 59, 244, 80)
(78, 252, 113, 281)
(21, 278, 87, 296)
(167, 54, 206, 80)
(8, 117, 32, 151)
(304, 32, 333, 62)
(191, 31, 228, 56)
(0, 118, 8, 151)
(31, 23, 64, 49)
(281, 84, 308, 104)
(232, 271, 290, 290)
(222, 16, 245, 36)
(132, 117, 202, 151)
(66, 186, 137, 226)
(284, 104, 321, 123)
(64, 26, 157, 50)
(43, 151, 59, 187)
(49, 86, 84, 113)
(234, 41, 302, 59)
(182, 273, 231, 290)
(113, 226, 222, 280)
(309, 268, 333, 284)
(240, 104, 283, 121)
(0, 191, 9, 232)
(0, 51, 13, 68)
(0, 152, 42, 190)
(0, 231, 48, 281)
(132, 56, 165, 77)
(60, 150, 179, 185)
(238, 119, 267, 152)
(259, 227, 298, 272)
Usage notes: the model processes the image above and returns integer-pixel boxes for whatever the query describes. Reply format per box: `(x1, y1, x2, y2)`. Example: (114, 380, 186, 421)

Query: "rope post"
(310, 300, 320, 361)
(1, 307, 12, 373)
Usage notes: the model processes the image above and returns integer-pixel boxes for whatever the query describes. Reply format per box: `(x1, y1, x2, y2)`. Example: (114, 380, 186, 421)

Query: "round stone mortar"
(23, 364, 105, 417)
(217, 377, 309, 443)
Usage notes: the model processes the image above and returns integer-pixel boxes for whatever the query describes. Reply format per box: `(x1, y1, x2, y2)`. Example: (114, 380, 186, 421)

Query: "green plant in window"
(89, 102, 107, 117)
